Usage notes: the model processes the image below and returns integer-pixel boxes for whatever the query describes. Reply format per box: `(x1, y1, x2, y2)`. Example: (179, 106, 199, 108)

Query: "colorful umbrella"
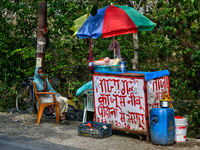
(70, 13, 90, 36)
(71, 4, 155, 39)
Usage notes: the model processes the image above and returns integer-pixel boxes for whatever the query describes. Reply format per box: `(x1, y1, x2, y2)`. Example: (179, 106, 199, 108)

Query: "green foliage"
(188, 105, 200, 138)
(90, 5, 98, 17)
(0, 0, 38, 86)
(147, 0, 200, 138)
(173, 96, 200, 138)
(0, 81, 17, 112)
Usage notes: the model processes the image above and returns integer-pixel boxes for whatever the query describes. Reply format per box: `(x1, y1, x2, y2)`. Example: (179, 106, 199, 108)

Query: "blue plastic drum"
(150, 108, 175, 145)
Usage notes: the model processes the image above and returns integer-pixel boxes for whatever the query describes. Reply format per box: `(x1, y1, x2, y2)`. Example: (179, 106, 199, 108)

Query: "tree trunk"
(36, 0, 47, 69)
(143, 0, 147, 14)
(132, 33, 139, 71)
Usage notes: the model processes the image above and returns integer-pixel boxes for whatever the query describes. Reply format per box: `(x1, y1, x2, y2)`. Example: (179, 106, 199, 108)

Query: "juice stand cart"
(92, 70, 170, 141)
(71, 4, 158, 141)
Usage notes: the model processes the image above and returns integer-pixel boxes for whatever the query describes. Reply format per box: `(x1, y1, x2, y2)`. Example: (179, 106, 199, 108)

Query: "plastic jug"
(120, 61, 128, 72)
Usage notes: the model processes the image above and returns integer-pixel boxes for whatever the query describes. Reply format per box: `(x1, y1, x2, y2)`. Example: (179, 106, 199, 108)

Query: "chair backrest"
(32, 82, 41, 104)
(81, 88, 93, 97)
(86, 92, 94, 111)
(81, 89, 94, 111)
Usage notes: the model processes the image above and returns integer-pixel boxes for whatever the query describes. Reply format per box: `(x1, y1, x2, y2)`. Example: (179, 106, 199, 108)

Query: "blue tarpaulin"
(93, 70, 170, 81)
(127, 70, 170, 81)
(76, 81, 93, 96)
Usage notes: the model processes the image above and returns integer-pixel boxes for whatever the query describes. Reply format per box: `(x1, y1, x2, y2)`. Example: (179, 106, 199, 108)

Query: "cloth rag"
(109, 40, 121, 59)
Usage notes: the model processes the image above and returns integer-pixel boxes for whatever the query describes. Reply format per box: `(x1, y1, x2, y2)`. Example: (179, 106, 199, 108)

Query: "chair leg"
(36, 104, 45, 124)
(55, 102, 59, 124)
(83, 107, 87, 123)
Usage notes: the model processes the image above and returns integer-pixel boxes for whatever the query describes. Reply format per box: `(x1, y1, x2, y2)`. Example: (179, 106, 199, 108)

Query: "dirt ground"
(0, 112, 200, 150)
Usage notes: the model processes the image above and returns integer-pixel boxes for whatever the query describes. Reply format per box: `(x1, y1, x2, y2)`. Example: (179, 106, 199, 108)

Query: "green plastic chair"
(81, 89, 94, 122)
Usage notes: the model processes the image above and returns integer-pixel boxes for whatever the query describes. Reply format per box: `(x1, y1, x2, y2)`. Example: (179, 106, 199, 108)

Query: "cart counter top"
(94, 70, 170, 81)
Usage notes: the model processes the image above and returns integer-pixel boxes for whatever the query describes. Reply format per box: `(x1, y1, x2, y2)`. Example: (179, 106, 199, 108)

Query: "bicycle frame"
(24, 80, 36, 104)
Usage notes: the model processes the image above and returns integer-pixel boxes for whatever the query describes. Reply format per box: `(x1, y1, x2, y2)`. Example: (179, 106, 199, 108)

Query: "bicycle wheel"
(36, 102, 56, 119)
(16, 87, 34, 114)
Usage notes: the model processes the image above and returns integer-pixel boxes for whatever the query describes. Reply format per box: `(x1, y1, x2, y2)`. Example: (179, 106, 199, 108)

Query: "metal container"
(160, 101, 170, 108)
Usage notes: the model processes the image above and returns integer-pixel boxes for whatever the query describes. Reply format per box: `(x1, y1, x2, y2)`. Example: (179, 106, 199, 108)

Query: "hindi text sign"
(93, 74, 146, 132)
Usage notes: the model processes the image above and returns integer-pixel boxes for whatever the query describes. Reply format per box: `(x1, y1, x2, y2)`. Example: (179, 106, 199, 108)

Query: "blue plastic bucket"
(150, 108, 175, 145)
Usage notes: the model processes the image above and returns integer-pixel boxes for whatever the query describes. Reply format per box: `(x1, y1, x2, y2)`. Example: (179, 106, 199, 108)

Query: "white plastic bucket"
(175, 134, 186, 142)
(175, 117, 187, 124)
(175, 124, 188, 134)
(175, 117, 188, 142)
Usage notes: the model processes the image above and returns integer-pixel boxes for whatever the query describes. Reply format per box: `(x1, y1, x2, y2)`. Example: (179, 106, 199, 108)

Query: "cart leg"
(82, 108, 87, 123)
(138, 135, 143, 141)
(146, 134, 150, 142)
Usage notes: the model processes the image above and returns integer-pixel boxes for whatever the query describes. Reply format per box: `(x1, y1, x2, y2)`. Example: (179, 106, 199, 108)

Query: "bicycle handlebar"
(28, 77, 34, 81)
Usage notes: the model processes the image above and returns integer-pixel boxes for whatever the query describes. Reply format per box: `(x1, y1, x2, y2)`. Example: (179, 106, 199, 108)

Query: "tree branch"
(137, 0, 144, 10)
(127, 0, 135, 8)
(127, 0, 144, 10)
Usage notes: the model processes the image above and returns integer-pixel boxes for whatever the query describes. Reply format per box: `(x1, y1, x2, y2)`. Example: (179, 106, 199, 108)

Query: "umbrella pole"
(113, 36, 116, 59)
(131, 33, 139, 71)
(89, 37, 94, 73)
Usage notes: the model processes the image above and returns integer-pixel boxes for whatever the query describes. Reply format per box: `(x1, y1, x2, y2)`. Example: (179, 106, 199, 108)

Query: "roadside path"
(0, 112, 199, 150)
(0, 133, 83, 150)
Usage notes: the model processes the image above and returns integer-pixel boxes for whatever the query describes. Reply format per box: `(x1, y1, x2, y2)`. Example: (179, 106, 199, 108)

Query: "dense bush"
(0, 81, 17, 112)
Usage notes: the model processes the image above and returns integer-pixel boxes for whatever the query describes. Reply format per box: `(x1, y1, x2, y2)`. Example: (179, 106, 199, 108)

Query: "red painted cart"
(92, 70, 170, 141)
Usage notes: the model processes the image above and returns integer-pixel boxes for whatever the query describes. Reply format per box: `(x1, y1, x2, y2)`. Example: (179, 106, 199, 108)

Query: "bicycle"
(16, 76, 35, 114)
(16, 68, 56, 118)
(16, 68, 81, 120)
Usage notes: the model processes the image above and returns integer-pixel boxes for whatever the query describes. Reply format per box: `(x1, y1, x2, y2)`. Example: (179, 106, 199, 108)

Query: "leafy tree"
(0, 0, 38, 86)
(147, 0, 200, 137)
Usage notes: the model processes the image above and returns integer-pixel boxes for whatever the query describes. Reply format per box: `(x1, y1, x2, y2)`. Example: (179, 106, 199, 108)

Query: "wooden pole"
(36, 0, 47, 69)
(132, 33, 139, 71)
